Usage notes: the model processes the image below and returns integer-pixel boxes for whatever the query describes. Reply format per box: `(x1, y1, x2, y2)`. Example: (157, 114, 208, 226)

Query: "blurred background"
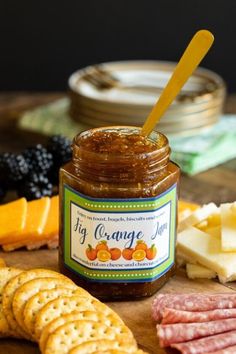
(0, 0, 236, 91)
(1, 0, 236, 205)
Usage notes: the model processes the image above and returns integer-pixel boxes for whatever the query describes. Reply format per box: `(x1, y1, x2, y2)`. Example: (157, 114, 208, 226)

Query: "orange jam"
(59, 126, 180, 300)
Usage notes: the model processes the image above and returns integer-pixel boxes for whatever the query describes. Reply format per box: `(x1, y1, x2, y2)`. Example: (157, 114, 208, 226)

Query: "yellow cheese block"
(186, 263, 216, 279)
(0, 198, 27, 240)
(178, 203, 218, 232)
(177, 227, 236, 278)
(0, 197, 50, 245)
(178, 200, 200, 222)
(221, 202, 236, 251)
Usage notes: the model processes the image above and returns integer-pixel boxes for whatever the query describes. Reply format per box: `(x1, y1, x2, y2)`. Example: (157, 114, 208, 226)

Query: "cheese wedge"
(221, 203, 236, 251)
(178, 203, 219, 232)
(186, 263, 216, 279)
(0, 197, 50, 246)
(0, 198, 27, 240)
(177, 227, 236, 278)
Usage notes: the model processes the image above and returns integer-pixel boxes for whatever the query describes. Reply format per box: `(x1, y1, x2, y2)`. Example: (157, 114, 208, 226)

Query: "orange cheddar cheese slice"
(0, 197, 50, 246)
(3, 196, 59, 251)
(42, 195, 59, 239)
(0, 198, 27, 240)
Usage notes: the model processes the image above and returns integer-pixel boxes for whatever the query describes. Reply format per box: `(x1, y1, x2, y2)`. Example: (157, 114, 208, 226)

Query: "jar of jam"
(59, 126, 180, 300)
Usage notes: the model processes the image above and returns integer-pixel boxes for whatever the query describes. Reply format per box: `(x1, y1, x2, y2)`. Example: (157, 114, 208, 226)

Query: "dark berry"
(23, 144, 53, 175)
(0, 153, 29, 188)
(0, 184, 6, 202)
(18, 173, 53, 200)
(47, 135, 72, 184)
(47, 135, 72, 166)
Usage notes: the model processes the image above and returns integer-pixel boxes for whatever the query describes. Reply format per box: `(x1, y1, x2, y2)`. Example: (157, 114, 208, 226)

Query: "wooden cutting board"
(0, 249, 235, 354)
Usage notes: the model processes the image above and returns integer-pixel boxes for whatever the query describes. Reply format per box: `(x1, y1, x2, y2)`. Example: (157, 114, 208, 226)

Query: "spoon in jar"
(141, 30, 214, 137)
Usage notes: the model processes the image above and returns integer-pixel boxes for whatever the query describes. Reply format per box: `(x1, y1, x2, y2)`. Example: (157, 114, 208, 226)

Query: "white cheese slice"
(221, 203, 236, 251)
(178, 203, 219, 232)
(186, 263, 216, 279)
(218, 274, 236, 284)
(177, 227, 236, 278)
(176, 250, 198, 267)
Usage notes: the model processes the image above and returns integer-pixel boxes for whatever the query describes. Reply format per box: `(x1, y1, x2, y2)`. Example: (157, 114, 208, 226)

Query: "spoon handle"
(141, 30, 214, 136)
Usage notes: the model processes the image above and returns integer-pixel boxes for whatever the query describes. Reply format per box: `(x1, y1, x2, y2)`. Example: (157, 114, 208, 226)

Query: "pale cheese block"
(0, 197, 50, 246)
(186, 263, 217, 279)
(176, 250, 197, 267)
(178, 200, 200, 222)
(221, 202, 236, 251)
(0, 198, 27, 240)
(178, 203, 219, 232)
(177, 227, 236, 278)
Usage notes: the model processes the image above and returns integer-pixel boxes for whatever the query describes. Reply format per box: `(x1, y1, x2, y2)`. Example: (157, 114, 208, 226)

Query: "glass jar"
(59, 126, 180, 300)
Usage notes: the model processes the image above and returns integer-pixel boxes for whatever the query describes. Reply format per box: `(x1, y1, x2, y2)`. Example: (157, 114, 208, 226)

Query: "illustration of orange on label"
(95, 240, 109, 251)
(110, 247, 121, 260)
(135, 240, 148, 251)
(146, 244, 157, 260)
(86, 244, 97, 260)
(122, 248, 134, 260)
(132, 249, 146, 262)
(97, 249, 111, 262)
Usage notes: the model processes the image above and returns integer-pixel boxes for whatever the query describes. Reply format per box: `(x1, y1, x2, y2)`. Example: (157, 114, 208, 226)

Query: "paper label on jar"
(63, 183, 177, 283)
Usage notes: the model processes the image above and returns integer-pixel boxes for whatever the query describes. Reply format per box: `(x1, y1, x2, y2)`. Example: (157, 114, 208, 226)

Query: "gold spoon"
(141, 30, 214, 137)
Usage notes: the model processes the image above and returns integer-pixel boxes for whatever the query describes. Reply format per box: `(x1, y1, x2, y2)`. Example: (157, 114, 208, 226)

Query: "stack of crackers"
(0, 264, 147, 354)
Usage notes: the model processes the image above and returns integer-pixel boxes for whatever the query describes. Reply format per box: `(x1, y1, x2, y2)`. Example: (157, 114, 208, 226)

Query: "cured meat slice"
(162, 308, 236, 324)
(158, 318, 236, 347)
(208, 345, 236, 353)
(152, 293, 236, 321)
(171, 329, 236, 354)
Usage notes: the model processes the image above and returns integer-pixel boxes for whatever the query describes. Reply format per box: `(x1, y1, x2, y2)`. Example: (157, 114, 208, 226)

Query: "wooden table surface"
(1, 92, 236, 354)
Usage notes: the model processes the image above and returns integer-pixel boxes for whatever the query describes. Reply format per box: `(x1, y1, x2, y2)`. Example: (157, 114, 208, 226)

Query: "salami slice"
(152, 293, 236, 321)
(158, 318, 236, 347)
(171, 329, 236, 354)
(162, 308, 236, 324)
(208, 345, 236, 353)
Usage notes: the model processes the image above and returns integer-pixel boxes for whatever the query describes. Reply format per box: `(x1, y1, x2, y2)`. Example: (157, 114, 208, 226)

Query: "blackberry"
(0, 184, 6, 202)
(23, 144, 53, 175)
(47, 135, 72, 166)
(0, 153, 29, 188)
(18, 173, 53, 200)
(47, 135, 72, 184)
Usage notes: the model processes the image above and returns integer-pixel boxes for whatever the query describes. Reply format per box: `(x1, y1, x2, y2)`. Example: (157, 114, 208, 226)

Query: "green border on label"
(63, 184, 177, 283)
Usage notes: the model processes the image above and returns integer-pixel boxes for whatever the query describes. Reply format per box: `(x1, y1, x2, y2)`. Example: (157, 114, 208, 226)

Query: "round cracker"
(68, 339, 137, 354)
(0, 258, 6, 268)
(92, 351, 148, 354)
(39, 310, 125, 352)
(44, 320, 135, 354)
(24, 287, 90, 338)
(34, 295, 112, 340)
(0, 267, 22, 338)
(2, 268, 67, 339)
(12, 276, 76, 336)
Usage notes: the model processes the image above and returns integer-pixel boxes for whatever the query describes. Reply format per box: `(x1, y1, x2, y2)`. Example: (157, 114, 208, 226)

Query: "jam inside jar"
(59, 126, 180, 300)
